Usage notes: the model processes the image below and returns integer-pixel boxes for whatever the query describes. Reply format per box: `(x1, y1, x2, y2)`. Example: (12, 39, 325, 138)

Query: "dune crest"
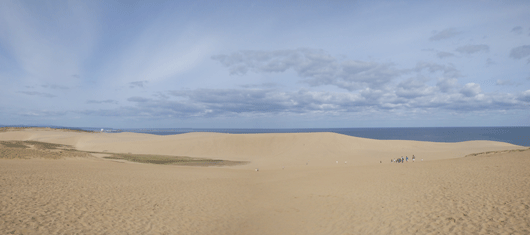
(0, 128, 523, 169)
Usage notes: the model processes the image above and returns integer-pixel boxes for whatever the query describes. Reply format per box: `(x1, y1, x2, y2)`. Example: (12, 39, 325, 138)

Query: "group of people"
(391, 155, 415, 163)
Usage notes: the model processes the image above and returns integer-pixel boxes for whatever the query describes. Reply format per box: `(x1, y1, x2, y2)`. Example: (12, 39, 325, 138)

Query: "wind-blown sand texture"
(1, 128, 529, 234)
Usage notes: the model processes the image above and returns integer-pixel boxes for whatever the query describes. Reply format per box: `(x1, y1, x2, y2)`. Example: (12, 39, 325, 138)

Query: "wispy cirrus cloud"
(437, 51, 455, 59)
(511, 26, 523, 34)
(455, 44, 490, 54)
(429, 28, 461, 41)
(0, 0, 97, 86)
(86, 99, 118, 104)
(17, 91, 56, 98)
(129, 81, 148, 88)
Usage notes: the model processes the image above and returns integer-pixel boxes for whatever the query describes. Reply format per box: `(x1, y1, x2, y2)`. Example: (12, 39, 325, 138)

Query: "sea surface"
(112, 127, 530, 147)
(2, 126, 529, 147)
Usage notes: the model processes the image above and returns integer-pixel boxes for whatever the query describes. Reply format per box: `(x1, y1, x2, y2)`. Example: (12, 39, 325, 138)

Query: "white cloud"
(460, 83, 482, 97)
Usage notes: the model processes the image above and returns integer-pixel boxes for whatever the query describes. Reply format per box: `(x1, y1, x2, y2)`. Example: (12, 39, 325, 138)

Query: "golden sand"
(0, 128, 529, 234)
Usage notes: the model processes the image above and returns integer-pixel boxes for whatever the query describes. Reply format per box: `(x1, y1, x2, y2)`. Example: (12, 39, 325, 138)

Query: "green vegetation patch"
(104, 153, 247, 166)
(24, 141, 69, 150)
(465, 148, 530, 157)
(0, 140, 248, 167)
(0, 141, 29, 149)
(0, 141, 89, 159)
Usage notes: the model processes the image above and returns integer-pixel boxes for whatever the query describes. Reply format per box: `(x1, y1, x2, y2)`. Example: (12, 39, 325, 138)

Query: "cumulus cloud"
(455, 44, 490, 54)
(436, 77, 458, 93)
(509, 45, 530, 59)
(429, 28, 461, 41)
(511, 26, 523, 34)
(212, 48, 402, 91)
(518, 90, 530, 102)
(17, 91, 56, 98)
(460, 83, 482, 97)
(80, 83, 529, 120)
(437, 51, 455, 59)
(395, 77, 434, 98)
(86, 99, 118, 104)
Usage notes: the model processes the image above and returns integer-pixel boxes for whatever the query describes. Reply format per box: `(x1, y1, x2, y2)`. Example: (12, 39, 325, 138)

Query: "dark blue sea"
(111, 127, 530, 147)
(2, 126, 529, 147)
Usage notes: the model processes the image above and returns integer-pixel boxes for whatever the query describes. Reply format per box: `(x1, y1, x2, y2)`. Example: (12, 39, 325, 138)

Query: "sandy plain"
(0, 128, 529, 234)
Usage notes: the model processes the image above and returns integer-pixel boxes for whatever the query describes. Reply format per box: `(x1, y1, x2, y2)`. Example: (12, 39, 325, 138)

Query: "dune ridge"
(0, 128, 523, 169)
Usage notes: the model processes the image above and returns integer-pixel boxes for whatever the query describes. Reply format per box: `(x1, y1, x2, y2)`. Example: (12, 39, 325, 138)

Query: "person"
(406, 156, 408, 162)
(401, 156, 404, 163)
(412, 155, 415, 162)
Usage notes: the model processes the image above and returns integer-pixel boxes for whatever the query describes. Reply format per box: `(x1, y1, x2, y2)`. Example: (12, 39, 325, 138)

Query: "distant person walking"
(406, 156, 408, 162)
(412, 155, 415, 162)
(401, 156, 404, 163)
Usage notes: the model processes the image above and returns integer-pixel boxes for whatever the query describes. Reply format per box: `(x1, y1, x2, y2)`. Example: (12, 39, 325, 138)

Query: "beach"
(1, 128, 529, 234)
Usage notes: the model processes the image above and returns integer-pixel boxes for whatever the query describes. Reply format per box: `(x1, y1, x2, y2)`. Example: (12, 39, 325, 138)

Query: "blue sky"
(1, 0, 529, 128)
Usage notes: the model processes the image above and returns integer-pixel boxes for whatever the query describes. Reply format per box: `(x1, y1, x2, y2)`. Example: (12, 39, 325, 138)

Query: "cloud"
(80, 83, 529, 120)
(509, 45, 530, 59)
(212, 48, 403, 91)
(240, 82, 278, 88)
(0, 1, 97, 85)
(455, 44, 490, 54)
(486, 58, 495, 66)
(127, 97, 150, 103)
(429, 28, 461, 41)
(41, 84, 69, 90)
(18, 110, 67, 117)
(395, 77, 435, 99)
(518, 90, 530, 102)
(129, 81, 148, 88)
(460, 83, 482, 97)
(414, 62, 460, 78)
(511, 26, 523, 34)
(496, 79, 513, 86)
(437, 51, 455, 58)
(437, 77, 458, 93)
(87, 99, 118, 104)
(17, 91, 56, 98)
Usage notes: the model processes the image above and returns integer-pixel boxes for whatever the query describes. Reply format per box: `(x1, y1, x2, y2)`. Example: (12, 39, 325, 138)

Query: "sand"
(0, 128, 529, 234)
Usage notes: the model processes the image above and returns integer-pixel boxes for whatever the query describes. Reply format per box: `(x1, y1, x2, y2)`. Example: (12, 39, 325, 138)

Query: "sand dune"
(1, 128, 529, 234)
(0, 128, 523, 169)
